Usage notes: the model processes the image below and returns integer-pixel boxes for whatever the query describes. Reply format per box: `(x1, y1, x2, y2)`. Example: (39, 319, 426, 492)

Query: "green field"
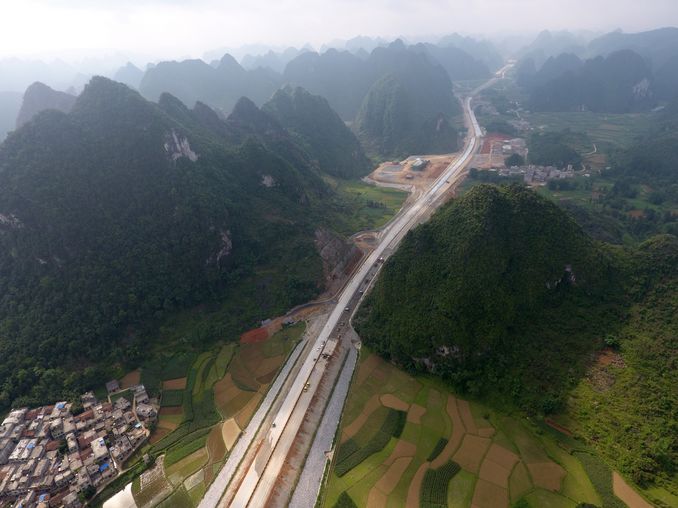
(328, 178, 408, 235)
(323, 351, 651, 508)
(523, 111, 656, 149)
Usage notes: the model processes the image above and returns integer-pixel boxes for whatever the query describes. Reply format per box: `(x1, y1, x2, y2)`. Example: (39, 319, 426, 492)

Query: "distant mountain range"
(516, 27, 678, 111)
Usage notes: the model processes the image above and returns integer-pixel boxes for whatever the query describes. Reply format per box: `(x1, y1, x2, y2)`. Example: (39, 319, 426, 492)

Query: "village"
(0, 381, 156, 508)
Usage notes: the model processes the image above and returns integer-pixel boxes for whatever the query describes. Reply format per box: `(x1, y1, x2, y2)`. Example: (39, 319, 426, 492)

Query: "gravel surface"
(288, 346, 358, 508)
(198, 339, 306, 508)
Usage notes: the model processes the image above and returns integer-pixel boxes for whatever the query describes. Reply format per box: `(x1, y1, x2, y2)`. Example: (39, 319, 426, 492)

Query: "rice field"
(323, 351, 648, 508)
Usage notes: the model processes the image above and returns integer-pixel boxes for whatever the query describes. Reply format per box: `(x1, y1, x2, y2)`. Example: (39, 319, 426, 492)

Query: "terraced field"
(323, 352, 650, 508)
(131, 323, 305, 507)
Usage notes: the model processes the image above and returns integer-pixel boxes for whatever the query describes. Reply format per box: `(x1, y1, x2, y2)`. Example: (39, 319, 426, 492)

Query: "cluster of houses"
(494, 164, 578, 184)
(0, 383, 156, 507)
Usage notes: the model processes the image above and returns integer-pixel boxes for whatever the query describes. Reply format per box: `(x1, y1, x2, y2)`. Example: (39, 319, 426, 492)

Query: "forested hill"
(353, 41, 461, 158)
(523, 50, 656, 112)
(355, 184, 617, 411)
(262, 86, 372, 178)
(0, 77, 339, 409)
(16, 82, 76, 128)
(355, 184, 678, 485)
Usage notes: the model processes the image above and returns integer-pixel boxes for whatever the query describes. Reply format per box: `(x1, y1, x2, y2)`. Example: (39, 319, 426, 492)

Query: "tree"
(505, 153, 525, 167)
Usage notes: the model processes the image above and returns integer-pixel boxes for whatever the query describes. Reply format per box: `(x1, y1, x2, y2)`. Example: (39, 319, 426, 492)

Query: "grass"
(335, 409, 405, 476)
(110, 389, 134, 404)
(328, 178, 408, 235)
(447, 469, 476, 508)
(157, 486, 192, 508)
(164, 429, 210, 468)
(523, 111, 656, 149)
(574, 452, 627, 508)
(524, 488, 578, 508)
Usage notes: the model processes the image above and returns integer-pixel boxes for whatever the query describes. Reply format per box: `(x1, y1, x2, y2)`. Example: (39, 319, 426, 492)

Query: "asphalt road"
(199, 66, 512, 508)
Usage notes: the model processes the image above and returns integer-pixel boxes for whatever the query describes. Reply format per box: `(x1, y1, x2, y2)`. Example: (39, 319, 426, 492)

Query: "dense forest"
(521, 50, 656, 113)
(262, 86, 371, 178)
(0, 77, 361, 410)
(355, 184, 677, 486)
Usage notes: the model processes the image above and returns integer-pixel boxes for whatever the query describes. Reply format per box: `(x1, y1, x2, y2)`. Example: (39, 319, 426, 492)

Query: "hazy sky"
(1, 0, 677, 60)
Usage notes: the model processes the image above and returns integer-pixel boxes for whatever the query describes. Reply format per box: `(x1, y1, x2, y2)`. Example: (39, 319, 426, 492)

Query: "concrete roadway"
(199, 65, 513, 508)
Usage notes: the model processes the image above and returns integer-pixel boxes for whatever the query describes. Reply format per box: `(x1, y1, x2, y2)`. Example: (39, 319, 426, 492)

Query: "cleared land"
(323, 351, 647, 508)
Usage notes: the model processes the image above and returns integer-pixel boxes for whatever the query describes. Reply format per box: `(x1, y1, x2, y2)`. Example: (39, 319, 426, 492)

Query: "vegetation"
(354, 64, 459, 159)
(426, 437, 449, 462)
(528, 130, 584, 168)
(356, 184, 618, 413)
(0, 75, 381, 411)
(333, 492, 358, 508)
(355, 182, 677, 488)
(522, 50, 656, 113)
(263, 86, 372, 178)
(420, 461, 461, 508)
(573, 453, 626, 508)
(334, 408, 406, 476)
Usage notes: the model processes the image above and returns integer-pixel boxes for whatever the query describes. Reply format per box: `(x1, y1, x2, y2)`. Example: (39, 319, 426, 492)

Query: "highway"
(199, 64, 511, 508)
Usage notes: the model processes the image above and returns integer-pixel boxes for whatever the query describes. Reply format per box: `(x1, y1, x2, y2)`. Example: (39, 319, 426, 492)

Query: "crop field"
(128, 323, 307, 507)
(324, 351, 648, 508)
(523, 111, 656, 149)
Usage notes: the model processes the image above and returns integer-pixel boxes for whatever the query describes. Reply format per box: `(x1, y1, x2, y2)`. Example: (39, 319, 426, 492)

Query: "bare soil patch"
(380, 393, 409, 411)
(240, 326, 269, 344)
(479, 458, 512, 488)
(383, 439, 417, 466)
(484, 444, 520, 471)
(376, 456, 413, 494)
(612, 472, 653, 508)
(341, 393, 381, 442)
(120, 369, 141, 389)
(453, 435, 492, 474)
(478, 427, 496, 438)
(527, 462, 566, 491)
(149, 428, 170, 444)
(457, 399, 478, 435)
(544, 418, 573, 437)
(159, 406, 183, 416)
(430, 395, 466, 468)
(471, 478, 509, 508)
(206, 424, 226, 463)
(355, 355, 382, 387)
(366, 486, 388, 508)
(407, 404, 426, 424)
(162, 377, 188, 390)
(157, 419, 178, 431)
(254, 355, 283, 378)
(406, 462, 430, 508)
(234, 392, 262, 429)
(256, 370, 277, 385)
(222, 418, 241, 451)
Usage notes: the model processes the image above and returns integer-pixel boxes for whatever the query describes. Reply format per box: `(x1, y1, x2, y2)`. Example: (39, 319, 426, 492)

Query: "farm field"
(130, 322, 305, 507)
(522, 111, 656, 149)
(323, 351, 651, 508)
(329, 177, 409, 235)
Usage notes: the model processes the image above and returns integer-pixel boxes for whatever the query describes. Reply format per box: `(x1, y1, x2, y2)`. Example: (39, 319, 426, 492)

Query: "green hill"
(0, 77, 338, 409)
(355, 184, 619, 411)
(262, 86, 372, 178)
(353, 46, 460, 159)
(355, 183, 678, 487)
